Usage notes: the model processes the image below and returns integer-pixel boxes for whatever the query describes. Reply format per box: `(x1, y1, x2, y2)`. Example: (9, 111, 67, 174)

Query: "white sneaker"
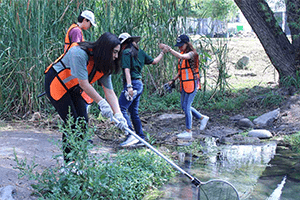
(200, 115, 209, 130)
(176, 131, 192, 139)
(120, 135, 139, 147)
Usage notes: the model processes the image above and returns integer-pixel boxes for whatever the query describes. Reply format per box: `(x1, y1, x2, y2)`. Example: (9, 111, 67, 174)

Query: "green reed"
(0, 0, 96, 117)
(0, 0, 230, 118)
(0, 0, 187, 118)
(94, 0, 187, 96)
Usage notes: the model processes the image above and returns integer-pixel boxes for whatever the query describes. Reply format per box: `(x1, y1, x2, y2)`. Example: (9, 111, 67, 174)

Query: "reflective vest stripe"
(178, 52, 200, 93)
(62, 75, 76, 84)
(45, 43, 104, 104)
(184, 68, 189, 80)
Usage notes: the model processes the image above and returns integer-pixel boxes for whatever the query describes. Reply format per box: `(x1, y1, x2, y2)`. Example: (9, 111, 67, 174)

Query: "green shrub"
(284, 132, 300, 153)
(14, 115, 176, 199)
(260, 91, 284, 107)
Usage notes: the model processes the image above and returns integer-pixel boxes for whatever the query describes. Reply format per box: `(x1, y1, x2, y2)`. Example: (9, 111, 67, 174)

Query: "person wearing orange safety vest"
(159, 34, 209, 139)
(64, 10, 97, 53)
(44, 32, 127, 163)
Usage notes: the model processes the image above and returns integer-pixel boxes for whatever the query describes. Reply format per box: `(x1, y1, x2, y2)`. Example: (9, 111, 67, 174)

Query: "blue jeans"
(119, 80, 145, 139)
(181, 88, 203, 130)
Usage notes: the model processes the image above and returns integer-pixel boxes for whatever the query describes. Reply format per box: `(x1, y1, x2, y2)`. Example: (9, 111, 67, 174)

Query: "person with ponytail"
(118, 33, 167, 147)
(160, 34, 209, 139)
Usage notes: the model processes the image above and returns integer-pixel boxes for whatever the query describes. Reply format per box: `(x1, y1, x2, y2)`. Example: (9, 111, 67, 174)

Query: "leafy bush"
(260, 91, 284, 107)
(140, 91, 181, 112)
(284, 132, 300, 153)
(14, 116, 176, 199)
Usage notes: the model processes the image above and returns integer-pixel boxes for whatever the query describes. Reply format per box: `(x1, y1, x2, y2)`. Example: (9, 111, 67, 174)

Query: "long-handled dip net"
(113, 117, 240, 200)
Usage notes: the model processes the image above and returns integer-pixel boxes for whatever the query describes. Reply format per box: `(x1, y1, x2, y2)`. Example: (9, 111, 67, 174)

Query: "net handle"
(112, 117, 200, 185)
(113, 116, 240, 200)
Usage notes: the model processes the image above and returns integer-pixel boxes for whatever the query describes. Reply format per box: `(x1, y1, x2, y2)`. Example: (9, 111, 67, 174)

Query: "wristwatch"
(127, 84, 133, 88)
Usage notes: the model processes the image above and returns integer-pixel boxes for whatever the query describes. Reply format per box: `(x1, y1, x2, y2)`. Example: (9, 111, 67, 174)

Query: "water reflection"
(203, 138, 277, 169)
(155, 138, 300, 200)
(194, 139, 278, 199)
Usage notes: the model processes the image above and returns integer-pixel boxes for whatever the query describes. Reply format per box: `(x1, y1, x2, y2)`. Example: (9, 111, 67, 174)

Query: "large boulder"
(253, 108, 280, 127)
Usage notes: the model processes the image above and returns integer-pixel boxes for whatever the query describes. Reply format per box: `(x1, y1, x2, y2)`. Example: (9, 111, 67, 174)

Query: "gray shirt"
(53, 46, 113, 89)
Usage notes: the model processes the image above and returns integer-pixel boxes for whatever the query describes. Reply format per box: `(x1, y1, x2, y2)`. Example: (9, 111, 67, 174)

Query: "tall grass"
(0, 0, 96, 117)
(0, 0, 230, 119)
(0, 0, 190, 118)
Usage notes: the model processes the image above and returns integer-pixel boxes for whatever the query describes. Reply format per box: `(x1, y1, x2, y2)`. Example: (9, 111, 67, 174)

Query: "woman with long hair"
(45, 32, 127, 162)
(160, 34, 209, 139)
(118, 32, 167, 147)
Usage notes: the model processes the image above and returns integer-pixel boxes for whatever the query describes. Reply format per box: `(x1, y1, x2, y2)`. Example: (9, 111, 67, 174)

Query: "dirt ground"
(1, 36, 300, 200)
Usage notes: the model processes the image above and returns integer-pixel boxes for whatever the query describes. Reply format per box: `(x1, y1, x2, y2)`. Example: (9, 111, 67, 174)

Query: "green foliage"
(248, 116, 257, 121)
(0, 0, 244, 120)
(200, 0, 239, 21)
(284, 132, 300, 153)
(175, 139, 205, 157)
(0, 0, 188, 118)
(193, 36, 231, 95)
(210, 38, 231, 94)
(14, 115, 176, 199)
(239, 131, 248, 137)
(280, 71, 300, 89)
(145, 131, 157, 145)
(260, 91, 284, 107)
(139, 91, 181, 112)
(0, 0, 97, 117)
(195, 89, 248, 111)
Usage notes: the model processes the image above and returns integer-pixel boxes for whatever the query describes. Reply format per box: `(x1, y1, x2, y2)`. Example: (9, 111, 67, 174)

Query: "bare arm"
(152, 43, 171, 64)
(78, 79, 103, 103)
(78, 79, 121, 114)
(152, 51, 165, 64)
(102, 86, 121, 114)
(159, 43, 193, 60)
(124, 68, 132, 86)
(169, 48, 193, 60)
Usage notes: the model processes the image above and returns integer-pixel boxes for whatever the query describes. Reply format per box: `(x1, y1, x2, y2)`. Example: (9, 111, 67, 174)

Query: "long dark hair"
(185, 41, 199, 65)
(78, 32, 121, 74)
(122, 39, 139, 58)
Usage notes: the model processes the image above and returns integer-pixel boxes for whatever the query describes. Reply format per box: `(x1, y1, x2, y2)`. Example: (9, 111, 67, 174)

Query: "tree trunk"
(286, 0, 300, 67)
(234, 0, 297, 83)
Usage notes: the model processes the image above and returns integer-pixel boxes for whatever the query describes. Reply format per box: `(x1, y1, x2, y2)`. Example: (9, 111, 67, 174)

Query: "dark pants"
(45, 67, 88, 162)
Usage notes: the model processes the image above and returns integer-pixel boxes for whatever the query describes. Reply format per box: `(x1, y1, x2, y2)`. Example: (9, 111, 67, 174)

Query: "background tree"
(234, 0, 300, 85)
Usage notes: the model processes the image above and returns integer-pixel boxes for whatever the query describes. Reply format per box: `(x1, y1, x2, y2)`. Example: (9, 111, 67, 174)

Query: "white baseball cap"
(81, 10, 97, 27)
(118, 32, 141, 44)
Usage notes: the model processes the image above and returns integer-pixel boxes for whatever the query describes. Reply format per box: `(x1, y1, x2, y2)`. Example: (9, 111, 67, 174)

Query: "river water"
(156, 138, 300, 200)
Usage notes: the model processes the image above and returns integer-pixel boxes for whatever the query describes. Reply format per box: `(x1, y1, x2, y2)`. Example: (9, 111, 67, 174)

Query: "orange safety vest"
(178, 52, 201, 94)
(45, 43, 104, 104)
(64, 24, 84, 53)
